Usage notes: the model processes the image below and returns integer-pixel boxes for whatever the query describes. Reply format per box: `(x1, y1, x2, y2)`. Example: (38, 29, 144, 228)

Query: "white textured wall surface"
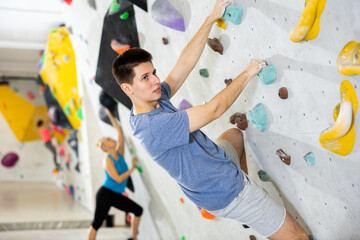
(64, 0, 360, 239)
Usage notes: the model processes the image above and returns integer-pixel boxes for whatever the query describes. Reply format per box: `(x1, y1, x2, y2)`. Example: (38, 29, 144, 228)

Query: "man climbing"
(112, 0, 308, 239)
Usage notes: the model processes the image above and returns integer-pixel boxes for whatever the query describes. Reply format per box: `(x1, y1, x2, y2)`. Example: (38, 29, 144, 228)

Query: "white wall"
(62, 0, 360, 239)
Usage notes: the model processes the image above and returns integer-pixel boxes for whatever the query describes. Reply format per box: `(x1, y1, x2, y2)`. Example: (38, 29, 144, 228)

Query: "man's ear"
(121, 83, 133, 95)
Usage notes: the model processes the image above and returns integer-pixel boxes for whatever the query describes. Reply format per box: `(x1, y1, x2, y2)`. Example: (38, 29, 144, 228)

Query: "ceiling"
(0, 0, 65, 78)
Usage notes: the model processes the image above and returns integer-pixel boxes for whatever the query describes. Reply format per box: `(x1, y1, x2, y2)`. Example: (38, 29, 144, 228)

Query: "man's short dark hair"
(37, 120, 44, 127)
(112, 48, 153, 86)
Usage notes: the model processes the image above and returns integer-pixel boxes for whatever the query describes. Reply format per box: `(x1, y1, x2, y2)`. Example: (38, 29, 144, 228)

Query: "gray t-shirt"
(130, 82, 243, 211)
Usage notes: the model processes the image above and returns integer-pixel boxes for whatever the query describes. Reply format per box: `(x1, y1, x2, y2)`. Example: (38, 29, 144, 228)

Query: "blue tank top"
(103, 153, 129, 193)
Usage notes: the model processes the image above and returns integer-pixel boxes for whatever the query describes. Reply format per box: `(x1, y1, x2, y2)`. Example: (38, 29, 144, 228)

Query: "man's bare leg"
(268, 212, 308, 240)
(217, 128, 248, 174)
(218, 128, 308, 239)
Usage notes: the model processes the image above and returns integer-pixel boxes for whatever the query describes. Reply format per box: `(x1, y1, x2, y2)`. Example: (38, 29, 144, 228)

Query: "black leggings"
(44, 141, 58, 167)
(91, 186, 143, 230)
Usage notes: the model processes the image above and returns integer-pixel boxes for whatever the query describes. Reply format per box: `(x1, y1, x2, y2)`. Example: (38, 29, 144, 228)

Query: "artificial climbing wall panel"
(63, 0, 360, 239)
(0, 80, 54, 181)
(131, 0, 360, 239)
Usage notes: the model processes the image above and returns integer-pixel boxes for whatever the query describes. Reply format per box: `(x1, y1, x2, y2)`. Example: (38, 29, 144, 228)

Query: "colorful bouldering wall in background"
(40, 26, 82, 130)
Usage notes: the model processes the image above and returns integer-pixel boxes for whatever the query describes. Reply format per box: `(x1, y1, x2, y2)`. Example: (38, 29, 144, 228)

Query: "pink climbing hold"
(63, 0, 72, 5)
(26, 91, 35, 100)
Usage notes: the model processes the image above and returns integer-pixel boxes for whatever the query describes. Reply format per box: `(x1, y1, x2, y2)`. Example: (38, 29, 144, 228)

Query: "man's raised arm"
(186, 59, 266, 133)
(165, 0, 230, 98)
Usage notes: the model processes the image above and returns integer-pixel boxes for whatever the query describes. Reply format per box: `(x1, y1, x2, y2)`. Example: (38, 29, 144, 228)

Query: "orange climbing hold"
(111, 39, 130, 55)
(200, 208, 215, 220)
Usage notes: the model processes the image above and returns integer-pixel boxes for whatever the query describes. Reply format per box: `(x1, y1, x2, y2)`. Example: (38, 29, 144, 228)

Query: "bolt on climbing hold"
(162, 37, 169, 45)
(224, 78, 233, 86)
(179, 99, 192, 111)
(215, 18, 226, 30)
(336, 41, 360, 75)
(303, 152, 315, 166)
(199, 68, 209, 78)
(278, 87, 288, 99)
(109, 0, 121, 14)
(120, 11, 129, 20)
(276, 149, 291, 165)
(258, 64, 277, 85)
(223, 5, 243, 25)
(289, 0, 326, 42)
(247, 103, 267, 132)
(207, 38, 223, 55)
(258, 170, 269, 181)
(319, 80, 358, 156)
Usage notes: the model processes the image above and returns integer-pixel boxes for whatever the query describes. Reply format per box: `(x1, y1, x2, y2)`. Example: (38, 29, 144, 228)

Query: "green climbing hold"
(258, 170, 269, 181)
(258, 64, 277, 85)
(136, 163, 143, 173)
(113, 97, 120, 104)
(181, 236, 185, 240)
(303, 152, 315, 166)
(109, 0, 121, 14)
(76, 108, 83, 120)
(51, 30, 58, 34)
(120, 11, 129, 20)
(223, 5, 243, 25)
(64, 104, 71, 116)
(199, 68, 209, 78)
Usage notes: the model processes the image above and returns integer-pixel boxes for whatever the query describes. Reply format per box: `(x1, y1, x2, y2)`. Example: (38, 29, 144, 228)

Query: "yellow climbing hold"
(336, 41, 360, 75)
(289, 0, 326, 42)
(319, 80, 358, 156)
(215, 18, 226, 30)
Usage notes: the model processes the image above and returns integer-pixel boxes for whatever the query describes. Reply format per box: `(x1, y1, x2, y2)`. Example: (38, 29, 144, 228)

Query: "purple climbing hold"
(1, 152, 19, 168)
(151, 0, 185, 32)
(179, 99, 193, 111)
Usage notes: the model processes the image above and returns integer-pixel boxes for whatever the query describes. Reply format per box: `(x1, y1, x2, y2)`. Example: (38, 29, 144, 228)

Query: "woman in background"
(88, 108, 142, 240)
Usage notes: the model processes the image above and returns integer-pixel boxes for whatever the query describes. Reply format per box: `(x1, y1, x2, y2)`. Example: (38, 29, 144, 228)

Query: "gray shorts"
(213, 140, 286, 237)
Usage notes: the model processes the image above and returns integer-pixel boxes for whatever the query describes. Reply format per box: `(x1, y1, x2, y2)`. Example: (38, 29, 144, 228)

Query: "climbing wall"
(0, 80, 54, 181)
(62, 0, 360, 239)
(126, 0, 360, 239)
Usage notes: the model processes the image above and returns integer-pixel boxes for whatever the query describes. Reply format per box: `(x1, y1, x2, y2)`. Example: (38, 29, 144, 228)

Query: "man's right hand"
(208, 0, 231, 23)
(244, 59, 267, 80)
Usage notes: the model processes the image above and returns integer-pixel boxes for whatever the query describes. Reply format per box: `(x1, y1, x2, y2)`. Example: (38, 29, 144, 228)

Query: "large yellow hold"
(337, 41, 360, 75)
(0, 86, 47, 142)
(289, 0, 326, 42)
(319, 80, 358, 156)
(40, 27, 81, 130)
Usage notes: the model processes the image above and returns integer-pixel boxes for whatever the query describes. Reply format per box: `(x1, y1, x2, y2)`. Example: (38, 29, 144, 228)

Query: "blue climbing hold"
(303, 152, 315, 166)
(247, 103, 267, 132)
(258, 64, 277, 85)
(223, 5, 243, 25)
